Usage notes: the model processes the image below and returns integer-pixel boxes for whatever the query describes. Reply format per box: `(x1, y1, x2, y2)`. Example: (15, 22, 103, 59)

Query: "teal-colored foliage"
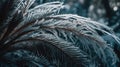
(0, 0, 120, 67)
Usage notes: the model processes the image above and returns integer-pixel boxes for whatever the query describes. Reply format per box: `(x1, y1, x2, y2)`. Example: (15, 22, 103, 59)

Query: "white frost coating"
(23, 1, 63, 23)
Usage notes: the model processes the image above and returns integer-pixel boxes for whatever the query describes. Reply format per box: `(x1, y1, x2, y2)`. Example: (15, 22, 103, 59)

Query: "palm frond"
(0, 0, 120, 67)
(23, 1, 63, 23)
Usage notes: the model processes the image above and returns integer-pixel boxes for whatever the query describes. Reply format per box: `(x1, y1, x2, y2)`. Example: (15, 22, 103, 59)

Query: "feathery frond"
(0, 0, 120, 67)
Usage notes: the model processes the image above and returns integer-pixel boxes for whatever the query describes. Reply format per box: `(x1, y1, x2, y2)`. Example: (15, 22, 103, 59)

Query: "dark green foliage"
(0, 0, 120, 67)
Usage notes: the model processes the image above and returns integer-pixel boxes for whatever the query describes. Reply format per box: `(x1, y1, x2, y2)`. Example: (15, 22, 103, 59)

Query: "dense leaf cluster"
(0, 0, 120, 67)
